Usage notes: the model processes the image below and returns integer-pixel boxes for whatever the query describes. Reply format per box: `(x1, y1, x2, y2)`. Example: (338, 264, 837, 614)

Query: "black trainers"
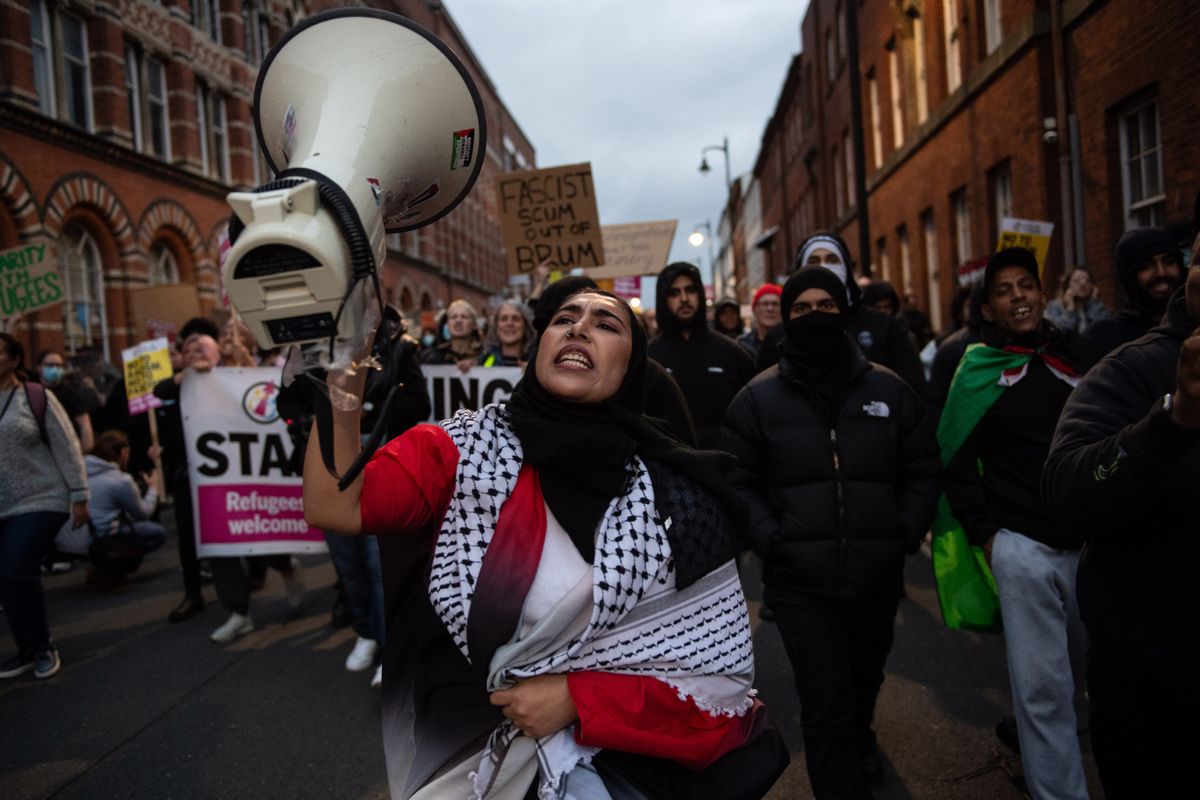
(0, 651, 35, 679)
(34, 648, 61, 679)
(168, 595, 205, 623)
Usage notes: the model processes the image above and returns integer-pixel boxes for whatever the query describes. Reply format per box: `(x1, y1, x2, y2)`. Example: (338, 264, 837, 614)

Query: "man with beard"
(648, 262, 756, 450)
(941, 248, 1099, 800)
(1042, 256, 1200, 798)
(757, 232, 927, 397)
(1083, 227, 1183, 356)
(724, 266, 939, 798)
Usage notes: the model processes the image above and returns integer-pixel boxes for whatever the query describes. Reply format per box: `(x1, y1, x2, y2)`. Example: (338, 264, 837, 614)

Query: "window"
(60, 11, 91, 129)
(124, 45, 143, 151)
(196, 84, 230, 182)
(833, 145, 844, 214)
(60, 223, 109, 361)
(146, 58, 169, 159)
(984, 0, 1003, 55)
(913, 11, 929, 124)
(922, 209, 942, 332)
(826, 29, 837, 84)
(843, 130, 855, 211)
(868, 72, 883, 168)
(242, 0, 267, 63)
(30, 0, 55, 116)
(195, 0, 221, 44)
(876, 237, 890, 282)
(148, 240, 179, 284)
(898, 224, 912, 295)
(943, 0, 963, 93)
(989, 160, 1013, 245)
(888, 40, 904, 148)
(1120, 101, 1166, 229)
(951, 188, 972, 266)
(837, 3, 848, 63)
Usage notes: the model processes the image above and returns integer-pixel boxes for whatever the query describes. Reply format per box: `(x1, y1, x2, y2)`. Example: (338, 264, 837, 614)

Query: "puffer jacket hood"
(655, 261, 708, 337)
(1115, 227, 1184, 314)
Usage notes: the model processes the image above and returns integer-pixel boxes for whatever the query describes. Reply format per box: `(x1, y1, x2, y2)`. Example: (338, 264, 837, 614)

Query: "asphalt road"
(2, 522, 1101, 799)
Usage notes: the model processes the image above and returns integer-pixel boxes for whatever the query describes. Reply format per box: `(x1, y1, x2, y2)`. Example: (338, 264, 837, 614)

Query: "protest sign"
(997, 218, 1055, 274)
(496, 162, 605, 274)
(129, 284, 201, 342)
(588, 220, 678, 279)
(122, 338, 172, 416)
(422, 365, 522, 422)
(182, 368, 324, 557)
(0, 240, 62, 317)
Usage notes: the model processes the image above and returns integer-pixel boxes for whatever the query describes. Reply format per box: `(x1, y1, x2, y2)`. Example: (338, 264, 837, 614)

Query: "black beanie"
(982, 247, 1040, 297)
(780, 267, 851, 318)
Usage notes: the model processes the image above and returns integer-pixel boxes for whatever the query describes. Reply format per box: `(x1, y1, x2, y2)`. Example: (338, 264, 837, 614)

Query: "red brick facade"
(749, 0, 1200, 332)
(0, 0, 533, 364)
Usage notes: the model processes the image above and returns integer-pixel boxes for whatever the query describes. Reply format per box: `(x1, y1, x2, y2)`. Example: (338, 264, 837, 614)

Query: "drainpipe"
(1050, 0, 1076, 269)
(846, 0, 872, 277)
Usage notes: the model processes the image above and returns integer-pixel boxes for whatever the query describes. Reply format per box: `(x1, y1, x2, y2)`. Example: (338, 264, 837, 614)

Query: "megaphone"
(222, 8, 486, 355)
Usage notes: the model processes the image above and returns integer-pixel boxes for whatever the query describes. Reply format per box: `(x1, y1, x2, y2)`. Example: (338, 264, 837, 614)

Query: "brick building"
(0, 0, 533, 365)
(745, 0, 1200, 333)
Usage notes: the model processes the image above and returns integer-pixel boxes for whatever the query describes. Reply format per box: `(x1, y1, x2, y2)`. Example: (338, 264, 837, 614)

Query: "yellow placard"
(123, 338, 173, 415)
(997, 218, 1055, 274)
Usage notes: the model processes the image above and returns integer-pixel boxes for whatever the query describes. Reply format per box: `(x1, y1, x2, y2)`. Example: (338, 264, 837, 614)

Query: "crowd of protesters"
(1, 213, 1197, 800)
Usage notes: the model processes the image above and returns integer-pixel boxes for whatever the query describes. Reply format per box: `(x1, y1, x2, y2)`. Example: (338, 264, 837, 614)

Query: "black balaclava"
(508, 289, 746, 560)
(1115, 227, 1185, 317)
(792, 230, 861, 308)
(779, 267, 855, 420)
(655, 262, 707, 338)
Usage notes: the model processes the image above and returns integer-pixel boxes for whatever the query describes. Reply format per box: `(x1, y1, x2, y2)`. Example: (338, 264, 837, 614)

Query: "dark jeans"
(767, 586, 900, 800)
(1088, 640, 1200, 799)
(171, 468, 202, 599)
(211, 555, 293, 615)
(0, 511, 70, 653)
(324, 532, 385, 644)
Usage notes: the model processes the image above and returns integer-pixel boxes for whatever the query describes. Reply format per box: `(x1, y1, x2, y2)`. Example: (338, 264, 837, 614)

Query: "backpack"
(23, 381, 50, 445)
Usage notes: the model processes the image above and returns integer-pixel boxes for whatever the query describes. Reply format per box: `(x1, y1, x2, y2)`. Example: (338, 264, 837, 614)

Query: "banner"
(129, 284, 201, 343)
(997, 218, 1055, 274)
(422, 365, 523, 422)
(182, 368, 324, 557)
(588, 220, 678, 279)
(496, 162, 605, 274)
(122, 338, 172, 416)
(0, 240, 62, 317)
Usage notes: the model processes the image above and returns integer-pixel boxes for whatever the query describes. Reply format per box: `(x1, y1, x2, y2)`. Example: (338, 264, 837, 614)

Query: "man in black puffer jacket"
(649, 262, 756, 450)
(756, 232, 927, 398)
(1043, 264, 1200, 799)
(724, 266, 940, 800)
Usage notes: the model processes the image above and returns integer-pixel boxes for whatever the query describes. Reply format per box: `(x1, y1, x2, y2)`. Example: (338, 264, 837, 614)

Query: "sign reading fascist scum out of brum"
(182, 368, 326, 557)
(0, 241, 63, 318)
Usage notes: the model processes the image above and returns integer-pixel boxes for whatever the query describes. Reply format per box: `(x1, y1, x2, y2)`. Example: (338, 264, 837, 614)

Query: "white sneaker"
(211, 612, 254, 643)
(345, 636, 378, 672)
(283, 560, 305, 609)
(371, 665, 382, 689)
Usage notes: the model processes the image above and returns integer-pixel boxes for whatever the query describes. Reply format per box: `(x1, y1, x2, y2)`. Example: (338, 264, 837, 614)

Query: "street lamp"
(698, 136, 731, 189)
(689, 220, 715, 288)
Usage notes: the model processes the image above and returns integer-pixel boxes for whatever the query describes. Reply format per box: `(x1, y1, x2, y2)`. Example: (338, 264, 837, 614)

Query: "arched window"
(149, 239, 180, 284)
(60, 222, 109, 360)
(419, 291, 433, 312)
(399, 286, 414, 312)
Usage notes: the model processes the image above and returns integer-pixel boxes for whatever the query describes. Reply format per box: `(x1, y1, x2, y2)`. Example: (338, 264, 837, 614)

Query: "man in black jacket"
(942, 248, 1099, 800)
(648, 262, 756, 450)
(1043, 263, 1200, 798)
(725, 266, 939, 800)
(756, 232, 927, 397)
(1083, 226, 1183, 356)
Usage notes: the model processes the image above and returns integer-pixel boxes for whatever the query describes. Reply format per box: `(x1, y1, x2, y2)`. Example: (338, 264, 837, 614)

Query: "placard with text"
(496, 162, 605, 274)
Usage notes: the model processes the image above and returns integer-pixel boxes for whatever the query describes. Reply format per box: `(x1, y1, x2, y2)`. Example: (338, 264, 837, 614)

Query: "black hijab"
(778, 267, 857, 421)
(507, 290, 745, 560)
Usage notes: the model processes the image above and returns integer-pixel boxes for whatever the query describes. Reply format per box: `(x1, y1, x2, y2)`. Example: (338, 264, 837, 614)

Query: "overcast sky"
(445, 0, 807, 285)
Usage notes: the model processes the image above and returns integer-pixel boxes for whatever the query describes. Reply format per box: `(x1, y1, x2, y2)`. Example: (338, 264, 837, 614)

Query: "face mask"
(784, 311, 848, 357)
(41, 365, 63, 384)
(421, 334, 435, 347)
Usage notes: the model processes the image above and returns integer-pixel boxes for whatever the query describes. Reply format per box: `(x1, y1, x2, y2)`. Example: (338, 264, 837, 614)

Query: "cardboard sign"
(122, 338, 172, 416)
(997, 218, 1055, 274)
(182, 368, 325, 557)
(422, 365, 522, 422)
(496, 162, 605, 274)
(0, 241, 62, 317)
(588, 220, 678, 279)
(129, 284, 201, 343)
